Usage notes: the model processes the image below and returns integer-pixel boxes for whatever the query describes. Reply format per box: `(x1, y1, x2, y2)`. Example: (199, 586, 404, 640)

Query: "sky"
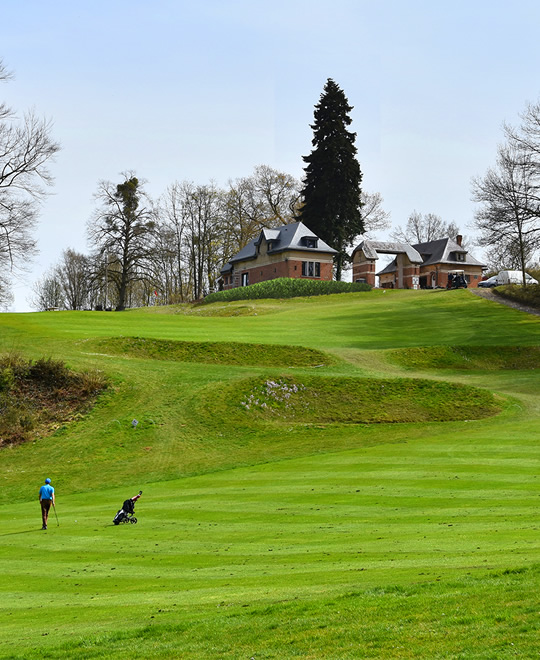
(2, 0, 540, 311)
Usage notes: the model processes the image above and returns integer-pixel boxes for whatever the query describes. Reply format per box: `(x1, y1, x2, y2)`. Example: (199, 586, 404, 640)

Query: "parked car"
(478, 276, 499, 288)
(497, 270, 538, 285)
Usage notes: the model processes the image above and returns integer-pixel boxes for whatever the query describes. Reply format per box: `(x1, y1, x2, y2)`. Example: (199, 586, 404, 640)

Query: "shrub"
(0, 354, 107, 446)
(29, 357, 71, 386)
(0, 367, 14, 393)
(204, 278, 371, 303)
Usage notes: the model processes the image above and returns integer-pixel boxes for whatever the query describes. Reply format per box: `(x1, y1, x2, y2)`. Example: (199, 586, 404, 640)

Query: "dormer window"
(304, 237, 318, 248)
(455, 252, 465, 262)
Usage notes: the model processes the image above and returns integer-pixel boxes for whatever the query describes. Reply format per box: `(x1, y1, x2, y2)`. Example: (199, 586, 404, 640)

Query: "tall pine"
(300, 79, 363, 280)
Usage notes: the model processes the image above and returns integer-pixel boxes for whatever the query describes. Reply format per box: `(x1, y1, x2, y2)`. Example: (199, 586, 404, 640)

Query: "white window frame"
(302, 261, 321, 278)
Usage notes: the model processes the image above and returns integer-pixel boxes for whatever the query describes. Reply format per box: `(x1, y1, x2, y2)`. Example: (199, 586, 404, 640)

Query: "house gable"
(219, 222, 337, 290)
(353, 236, 486, 289)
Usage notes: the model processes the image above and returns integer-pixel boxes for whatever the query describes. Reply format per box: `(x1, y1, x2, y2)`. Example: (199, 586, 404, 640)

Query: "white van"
(497, 270, 539, 285)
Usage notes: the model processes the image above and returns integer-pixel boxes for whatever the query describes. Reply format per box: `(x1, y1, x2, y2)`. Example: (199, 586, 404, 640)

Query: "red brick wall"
(352, 261, 376, 286)
(226, 258, 334, 289)
(402, 265, 420, 289)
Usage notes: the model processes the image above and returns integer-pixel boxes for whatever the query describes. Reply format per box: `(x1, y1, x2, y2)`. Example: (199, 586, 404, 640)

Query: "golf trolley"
(113, 490, 142, 525)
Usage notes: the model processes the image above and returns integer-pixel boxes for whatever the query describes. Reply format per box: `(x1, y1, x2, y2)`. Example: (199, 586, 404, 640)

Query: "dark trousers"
(40, 499, 51, 527)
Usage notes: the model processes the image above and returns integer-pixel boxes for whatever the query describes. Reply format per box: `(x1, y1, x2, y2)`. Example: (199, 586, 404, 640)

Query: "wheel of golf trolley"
(130, 517, 137, 524)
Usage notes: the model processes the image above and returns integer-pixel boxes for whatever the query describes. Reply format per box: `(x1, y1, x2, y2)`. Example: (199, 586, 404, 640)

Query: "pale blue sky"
(3, 0, 540, 310)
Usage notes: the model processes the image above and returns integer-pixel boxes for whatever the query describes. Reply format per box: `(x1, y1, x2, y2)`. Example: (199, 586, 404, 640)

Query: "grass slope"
(1, 288, 539, 658)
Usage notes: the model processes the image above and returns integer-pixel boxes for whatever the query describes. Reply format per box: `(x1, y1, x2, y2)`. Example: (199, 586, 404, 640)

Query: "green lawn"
(1, 288, 539, 658)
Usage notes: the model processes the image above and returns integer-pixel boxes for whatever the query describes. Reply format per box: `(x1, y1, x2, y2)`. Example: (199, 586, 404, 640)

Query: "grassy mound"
(204, 277, 371, 303)
(91, 336, 333, 367)
(0, 354, 107, 446)
(388, 345, 540, 371)
(212, 375, 500, 424)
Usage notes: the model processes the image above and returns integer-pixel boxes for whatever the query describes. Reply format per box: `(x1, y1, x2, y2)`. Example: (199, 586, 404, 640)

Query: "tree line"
(31, 165, 391, 311)
(31, 166, 302, 310)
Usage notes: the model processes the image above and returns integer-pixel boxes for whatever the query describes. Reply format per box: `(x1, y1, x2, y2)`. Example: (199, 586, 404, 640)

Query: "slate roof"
(375, 237, 485, 276)
(220, 221, 337, 274)
(412, 237, 485, 267)
(376, 260, 397, 276)
(353, 240, 423, 264)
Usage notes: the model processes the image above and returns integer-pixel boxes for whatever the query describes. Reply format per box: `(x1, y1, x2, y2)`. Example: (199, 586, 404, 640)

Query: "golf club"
(52, 502, 59, 526)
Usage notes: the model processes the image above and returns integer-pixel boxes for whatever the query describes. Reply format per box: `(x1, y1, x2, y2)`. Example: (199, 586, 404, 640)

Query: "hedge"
(204, 277, 371, 303)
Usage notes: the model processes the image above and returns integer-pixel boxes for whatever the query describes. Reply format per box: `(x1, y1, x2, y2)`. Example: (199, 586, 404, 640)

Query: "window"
(267, 242, 274, 251)
(241, 272, 249, 287)
(455, 252, 465, 262)
(305, 238, 317, 248)
(302, 261, 321, 277)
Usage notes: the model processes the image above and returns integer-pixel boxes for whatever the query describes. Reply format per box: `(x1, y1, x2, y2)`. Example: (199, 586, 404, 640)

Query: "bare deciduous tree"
(224, 166, 301, 254)
(0, 59, 60, 303)
(251, 165, 301, 225)
(182, 182, 224, 300)
(472, 144, 540, 285)
(56, 248, 91, 310)
(29, 270, 64, 311)
(391, 211, 462, 245)
(87, 174, 155, 310)
(153, 182, 189, 303)
(360, 191, 391, 236)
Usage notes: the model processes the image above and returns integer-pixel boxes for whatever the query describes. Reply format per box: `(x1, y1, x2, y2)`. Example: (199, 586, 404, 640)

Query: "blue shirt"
(39, 484, 54, 500)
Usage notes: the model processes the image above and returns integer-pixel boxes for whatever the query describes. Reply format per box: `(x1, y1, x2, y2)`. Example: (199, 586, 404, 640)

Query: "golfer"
(39, 478, 55, 530)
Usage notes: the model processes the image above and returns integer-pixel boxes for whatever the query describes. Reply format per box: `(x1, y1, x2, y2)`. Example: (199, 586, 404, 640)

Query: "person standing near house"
(39, 478, 55, 530)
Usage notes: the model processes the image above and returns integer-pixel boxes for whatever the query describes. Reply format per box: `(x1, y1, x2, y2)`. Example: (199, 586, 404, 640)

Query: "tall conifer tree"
(300, 79, 363, 280)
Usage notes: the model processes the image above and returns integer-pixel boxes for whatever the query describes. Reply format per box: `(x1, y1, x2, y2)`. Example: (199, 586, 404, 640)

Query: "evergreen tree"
(300, 79, 363, 280)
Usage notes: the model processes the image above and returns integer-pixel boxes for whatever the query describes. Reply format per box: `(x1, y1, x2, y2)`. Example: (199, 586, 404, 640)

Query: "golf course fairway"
(1, 288, 539, 658)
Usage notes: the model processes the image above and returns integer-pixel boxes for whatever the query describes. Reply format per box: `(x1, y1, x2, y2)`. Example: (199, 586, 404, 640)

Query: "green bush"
(0, 367, 14, 393)
(204, 277, 371, 303)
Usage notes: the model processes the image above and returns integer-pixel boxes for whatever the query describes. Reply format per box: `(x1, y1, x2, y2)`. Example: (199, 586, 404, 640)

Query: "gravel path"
(470, 288, 540, 317)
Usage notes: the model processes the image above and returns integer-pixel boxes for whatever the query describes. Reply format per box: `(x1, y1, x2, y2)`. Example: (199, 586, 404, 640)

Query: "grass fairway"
(1, 288, 540, 658)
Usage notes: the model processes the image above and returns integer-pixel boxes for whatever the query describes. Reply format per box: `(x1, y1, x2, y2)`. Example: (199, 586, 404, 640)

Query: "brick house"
(352, 235, 485, 289)
(219, 222, 337, 290)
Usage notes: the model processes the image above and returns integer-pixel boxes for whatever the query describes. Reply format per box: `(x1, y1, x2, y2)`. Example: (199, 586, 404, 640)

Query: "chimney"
(456, 234, 463, 246)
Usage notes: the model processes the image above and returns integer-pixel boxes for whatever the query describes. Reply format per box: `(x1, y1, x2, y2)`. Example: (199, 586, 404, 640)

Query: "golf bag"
(113, 491, 142, 525)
